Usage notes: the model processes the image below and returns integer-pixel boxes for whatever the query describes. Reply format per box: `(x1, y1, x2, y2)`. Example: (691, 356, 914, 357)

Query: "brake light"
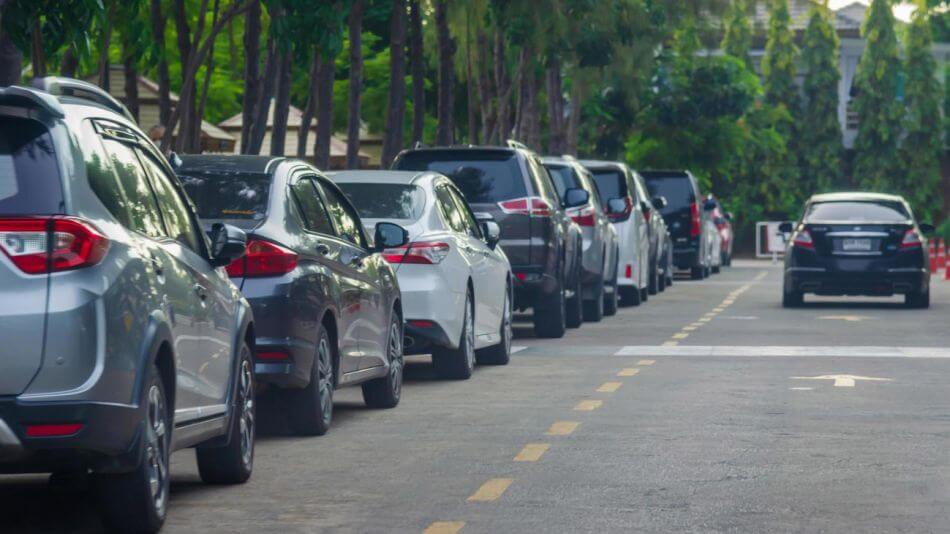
(408, 320, 435, 328)
(498, 197, 553, 217)
(792, 231, 814, 249)
(689, 202, 701, 237)
(383, 241, 450, 264)
(607, 197, 633, 222)
(0, 217, 109, 274)
(568, 205, 595, 227)
(226, 239, 297, 277)
(26, 423, 84, 437)
(625, 264, 632, 278)
(256, 351, 289, 361)
(900, 229, 922, 250)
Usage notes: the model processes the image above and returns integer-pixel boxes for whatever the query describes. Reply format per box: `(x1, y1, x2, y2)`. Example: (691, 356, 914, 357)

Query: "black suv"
(641, 170, 716, 280)
(393, 143, 582, 338)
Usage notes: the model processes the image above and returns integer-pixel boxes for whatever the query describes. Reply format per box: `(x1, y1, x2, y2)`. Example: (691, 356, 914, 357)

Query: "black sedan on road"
(781, 192, 934, 309)
(178, 155, 410, 436)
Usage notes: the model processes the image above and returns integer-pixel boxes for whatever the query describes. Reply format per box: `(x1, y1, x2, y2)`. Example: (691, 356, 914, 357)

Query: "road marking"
(682, 326, 697, 331)
(662, 341, 679, 346)
(597, 381, 622, 393)
(574, 400, 603, 411)
(615, 345, 950, 358)
(690, 322, 704, 327)
(672, 332, 689, 340)
(514, 443, 550, 462)
(638, 359, 655, 365)
(511, 345, 528, 354)
(617, 368, 640, 376)
(467, 478, 513, 502)
(713, 307, 726, 312)
(818, 315, 870, 322)
(698, 317, 711, 323)
(546, 421, 580, 435)
(790, 387, 814, 391)
(424, 521, 465, 534)
(721, 316, 759, 320)
(791, 374, 892, 388)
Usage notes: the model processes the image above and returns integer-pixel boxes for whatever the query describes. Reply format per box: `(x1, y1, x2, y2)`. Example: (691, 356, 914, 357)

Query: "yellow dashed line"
(698, 317, 711, 323)
(424, 521, 465, 534)
(617, 368, 640, 377)
(690, 322, 704, 328)
(514, 443, 550, 462)
(672, 332, 689, 340)
(574, 400, 603, 411)
(546, 421, 580, 435)
(713, 307, 726, 312)
(638, 359, 655, 365)
(597, 381, 622, 393)
(682, 325, 697, 331)
(467, 478, 513, 502)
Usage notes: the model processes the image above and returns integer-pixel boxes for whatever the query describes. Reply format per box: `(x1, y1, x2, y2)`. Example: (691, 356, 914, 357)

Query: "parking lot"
(3, 259, 948, 533)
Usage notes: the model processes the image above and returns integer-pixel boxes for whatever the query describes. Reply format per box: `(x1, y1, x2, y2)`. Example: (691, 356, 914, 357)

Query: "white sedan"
(330, 170, 513, 380)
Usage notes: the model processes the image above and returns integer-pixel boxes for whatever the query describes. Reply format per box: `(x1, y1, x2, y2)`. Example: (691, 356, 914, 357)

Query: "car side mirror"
(652, 196, 667, 210)
(563, 187, 589, 208)
(209, 223, 247, 267)
(778, 221, 794, 233)
(918, 223, 935, 235)
(607, 198, 627, 215)
(703, 199, 717, 211)
(480, 220, 501, 249)
(373, 221, 409, 251)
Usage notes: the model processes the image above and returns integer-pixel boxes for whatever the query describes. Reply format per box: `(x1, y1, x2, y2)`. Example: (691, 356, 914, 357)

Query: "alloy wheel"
(145, 384, 169, 518)
(464, 299, 475, 372)
(238, 353, 255, 469)
(501, 290, 512, 355)
(317, 336, 334, 425)
(388, 319, 404, 398)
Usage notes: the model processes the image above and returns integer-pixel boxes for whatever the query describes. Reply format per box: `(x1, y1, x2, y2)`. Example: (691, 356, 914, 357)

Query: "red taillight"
(498, 196, 553, 217)
(792, 231, 814, 249)
(900, 229, 922, 250)
(408, 320, 435, 328)
(514, 272, 527, 281)
(689, 202, 701, 237)
(226, 239, 297, 277)
(607, 197, 633, 222)
(256, 351, 289, 361)
(568, 205, 596, 227)
(624, 264, 632, 279)
(0, 217, 109, 274)
(26, 423, 84, 437)
(383, 241, 450, 264)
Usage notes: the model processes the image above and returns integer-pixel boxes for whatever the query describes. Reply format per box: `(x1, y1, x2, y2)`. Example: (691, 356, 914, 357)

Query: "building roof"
(751, 1, 864, 32)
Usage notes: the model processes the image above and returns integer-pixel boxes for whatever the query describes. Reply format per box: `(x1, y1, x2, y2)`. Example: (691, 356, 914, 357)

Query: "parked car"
(542, 157, 619, 320)
(178, 155, 408, 437)
(707, 195, 734, 267)
(0, 79, 256, 533)
(780, 192, 933, 308)
(331, 171, 513, 379)
(579, 160, 658, 303)
(641, 170, 717, 280)
(392, 142, 583, 339)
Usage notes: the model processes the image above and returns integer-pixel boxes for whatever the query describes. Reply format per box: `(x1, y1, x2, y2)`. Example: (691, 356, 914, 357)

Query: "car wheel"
(905, 287, 930, 309)
(363, 311, 404, 408)
(583, 271, 605, 322)
(640, 286, 649, 302)
(96, 364, 170, 533)
(658, 270, 667, 292)
(648, 263, 659, 295)
(690, 265, 704, 280)
(288, 327, 334, 436)
(434, 292, 476, 379)
(196, 342, 255, 484)
(620, 285, 641, 306)
(712, 265, 721, 274)
(534, 277, 567, 338)
(782, 286, 804, 308)
(565, 261, 583, 328)
(477, 286, 512, 365)
(604, 257, 619, 316)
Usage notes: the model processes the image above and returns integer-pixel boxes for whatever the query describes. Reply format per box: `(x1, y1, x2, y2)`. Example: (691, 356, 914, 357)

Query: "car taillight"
(226, 239, 297, 277)
(568, 205, 596, 227)
(498, 197, 553, 217)
(0, 217, 109, 274)
(900, 229, 922, 249)
(383, 241, 450, 264)
(792, 231, 814, 249)
(26, 423, 84, 437)
(607, 197, 633, 222)
(689, 202, 701, 237)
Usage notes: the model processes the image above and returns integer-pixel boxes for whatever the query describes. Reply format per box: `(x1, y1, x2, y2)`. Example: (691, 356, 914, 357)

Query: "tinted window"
(395, 150, 527, 203)
(544, 164, 581, 200)
(179, 172, 271, 229)
(322, 185, 366, 248)
(435, 185, 465, 233)
(138, 150, 202, 252)
(292, 179, 335, 235)
(0, 117, 64, 215)
(642, 175, 694, 215)
(101, 139, 164, 238)
(589, 169, 628, 206)
(337, 183, 426, 221)
(804, 201, 909, 223)
(448, 187, 481, 238)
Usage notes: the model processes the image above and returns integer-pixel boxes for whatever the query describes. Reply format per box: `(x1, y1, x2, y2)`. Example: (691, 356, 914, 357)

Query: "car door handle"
(193, 284, 208, 300)
(315, 243, 330, 256)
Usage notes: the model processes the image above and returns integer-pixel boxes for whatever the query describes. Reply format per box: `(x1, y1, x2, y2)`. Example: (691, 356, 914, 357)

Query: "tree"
(1, 0, 99, 84)
(346, 0, 364, 168)
(851, 0, 902, 190)
(800, 0, 842, 193)
(434, 0, 455, 145)
(408, 0, 424, 145)
(900, 1, 942, 221)
(380, 0, 406, 168)
(761, 0, 801, 205)
(150, 0, 172, 126)
(721, 0, 753, 69)
(240, 0, 262, 153)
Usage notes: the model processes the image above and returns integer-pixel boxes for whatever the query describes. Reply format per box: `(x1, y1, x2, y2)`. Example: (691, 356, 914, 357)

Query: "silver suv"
(0, 79, 255, 533)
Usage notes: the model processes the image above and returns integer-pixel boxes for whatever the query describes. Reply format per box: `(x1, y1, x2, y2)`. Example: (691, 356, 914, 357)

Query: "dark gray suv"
(0, 79, 255, 533)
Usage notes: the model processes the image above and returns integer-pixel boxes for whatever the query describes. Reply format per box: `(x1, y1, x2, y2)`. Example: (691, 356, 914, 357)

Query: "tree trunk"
(524, 69, 541, 151)
(122, 49, 139, 122)
(60, 48, 78, 77)
(408, 0, 424, 146)
(346, 0, 365, 169)
(270, 49, 292, 156)
(246, 36, 278, 155)
(475, 31, 493, 144)
(189, 0, 220, 154)
(380, 0, 407, 168)
(298, 52, 321, 158)
(240, 0, 261, 153)
(435, 0, 455, 146)
(465, 6, 478, 144)
(566, 82, 582, 156)
(30, 19, 46, 78)
(150, 0, 172, 127)
(314, 54, 335, 170)
(96, 10, 113, 89)
(513, 49, 528, 141)
(173, 0, 198, 152)
(546, 65, 565, 154)
(0, 14, 22, 86)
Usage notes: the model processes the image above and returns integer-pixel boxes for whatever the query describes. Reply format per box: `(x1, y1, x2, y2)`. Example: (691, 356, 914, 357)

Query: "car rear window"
(338, 183, 426, 221)
(589, 169, 628, 205)
(394, 150, 527, 203)
(0, 117, 64, 215)
(642, 174, 694, 214)
(804, 201, 909, 223)
(179, 172, 271, 228)
(544, 164, 581, 199)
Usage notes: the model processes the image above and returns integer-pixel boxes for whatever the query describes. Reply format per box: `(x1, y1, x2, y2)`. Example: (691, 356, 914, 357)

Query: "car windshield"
(642, 174, 694, 215)
(589, 169, 627, 206)
(394, 150, 527, 203)
(543, 164, 581, 200)
(337, 183, 426, 221)
(179, 172, 272, 229)
(0, 117, 64, 215)
(804, 201, 909, 222)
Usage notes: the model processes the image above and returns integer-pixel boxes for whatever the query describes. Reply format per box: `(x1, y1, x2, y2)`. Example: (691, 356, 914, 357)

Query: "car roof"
(577, 159, 628, 171)
(809, 192, 905, 204)
(398, 145, 521, 157)
(176, 154, 286, 175)
(329, 170, 433, 185)
(639, 170, 691, 178)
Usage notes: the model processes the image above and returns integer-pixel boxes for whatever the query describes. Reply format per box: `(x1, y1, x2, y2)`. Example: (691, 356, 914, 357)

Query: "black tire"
(477, 285, 512, 365)
(620, 286, 641, 306)
(905, 287, 930, 309)
(712, 265, 721, 274)
(534, 277, 567, 338)
(363, 311, 404, 408)
(648, 262, 659, 295)
(197, 342, 255, 484)
(782, 287, 804, 308)
(434, 292, 476, 379)
(604, 257, 619, 317)
(640, 286, 649, 303)
(96, 364, 170, 534)
(691, 266, 704, 280)
(583, 274, 605, 322)
(565, 262, 583, 329)
(657, 271, 667, 292)
(723, 251, 732, 267)
(288, 326, 334, 436)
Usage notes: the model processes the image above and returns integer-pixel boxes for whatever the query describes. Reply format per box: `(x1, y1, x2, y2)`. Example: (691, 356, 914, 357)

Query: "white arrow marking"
(791, 374, 892, 388)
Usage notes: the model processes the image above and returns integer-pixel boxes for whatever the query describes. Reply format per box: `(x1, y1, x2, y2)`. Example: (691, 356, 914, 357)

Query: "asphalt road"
(3, 260, 949, 533)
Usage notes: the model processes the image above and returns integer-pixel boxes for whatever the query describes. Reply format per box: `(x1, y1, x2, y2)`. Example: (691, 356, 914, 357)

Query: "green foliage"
(721, 0, 752, 69)
(801, 1, 842, 194)
(1, 0, 102, 61)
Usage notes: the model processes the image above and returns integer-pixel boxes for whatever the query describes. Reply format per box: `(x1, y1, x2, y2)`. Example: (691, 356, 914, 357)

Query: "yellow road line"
(698, 317, 711, 323)
(574, 400, 603, 411)
(467, 478, 513, 502)
(672, 332, 689, 340)
(597, 381, 622, 393)
(514, 443, 550, 462)
(638, 359, 655, 365)
(662, 340, 679, 346)
(682, 325, 697, 331)
(546, 421, 580, 435)
(424, 521, 465, 534)
(713, 307, 726, 312)
(617, 368, 640, 377)
(690, 322, 704, 328)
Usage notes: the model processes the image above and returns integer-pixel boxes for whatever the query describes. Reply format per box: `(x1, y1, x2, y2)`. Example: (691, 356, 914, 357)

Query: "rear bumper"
(0, 398, 143, 474)
(673, 247, 700, 269)
(404, 321, 454, 354)
(511, 265, 558, 310)
(786, 267, 928, 296)
(252, 338, 315, 389)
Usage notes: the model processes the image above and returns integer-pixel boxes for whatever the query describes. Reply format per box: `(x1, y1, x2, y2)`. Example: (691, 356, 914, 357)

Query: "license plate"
(842, 238, 871, 251)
